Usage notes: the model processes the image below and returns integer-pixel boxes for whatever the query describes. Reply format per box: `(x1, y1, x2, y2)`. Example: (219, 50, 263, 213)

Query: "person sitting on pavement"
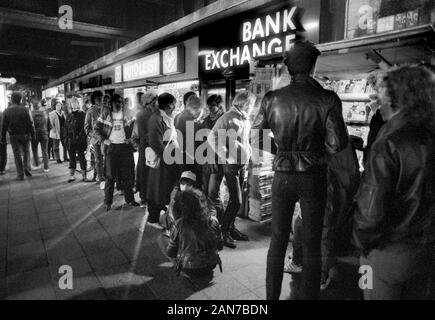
(166, 190, 223, 278)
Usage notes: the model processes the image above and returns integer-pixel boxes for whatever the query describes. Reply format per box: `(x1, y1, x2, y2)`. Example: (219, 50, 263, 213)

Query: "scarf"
(208, 106, 224, 122)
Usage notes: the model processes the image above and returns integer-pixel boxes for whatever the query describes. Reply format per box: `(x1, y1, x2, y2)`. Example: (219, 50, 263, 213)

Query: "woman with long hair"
(166, 190, 223, 278)
(353, 65, 435, 300)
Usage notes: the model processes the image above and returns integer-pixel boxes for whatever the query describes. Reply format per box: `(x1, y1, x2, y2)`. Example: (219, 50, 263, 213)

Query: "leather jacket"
(252, 75, 348, 172)
(353, 113, 435, 254)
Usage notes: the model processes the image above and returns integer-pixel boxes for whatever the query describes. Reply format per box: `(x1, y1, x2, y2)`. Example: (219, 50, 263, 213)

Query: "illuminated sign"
(163, 46, 185, 75)
(114, 65, 122, 83)
(204, 6, 302, 71)
(123, 53, 160, 82)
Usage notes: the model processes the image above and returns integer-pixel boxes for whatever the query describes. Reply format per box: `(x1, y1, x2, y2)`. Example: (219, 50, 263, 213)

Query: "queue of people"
(0, 39, 434, 300)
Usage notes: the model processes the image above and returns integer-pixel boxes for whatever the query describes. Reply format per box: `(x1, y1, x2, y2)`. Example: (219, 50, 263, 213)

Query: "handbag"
(145, 138, 172, 169)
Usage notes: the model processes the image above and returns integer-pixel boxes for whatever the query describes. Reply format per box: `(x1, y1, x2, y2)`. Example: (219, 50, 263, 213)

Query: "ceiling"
(0, 0, 217, 90)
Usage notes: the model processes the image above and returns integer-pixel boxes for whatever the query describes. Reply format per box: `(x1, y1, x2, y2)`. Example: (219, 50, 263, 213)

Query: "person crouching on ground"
(94, 93, 139, 211)
(65, 97, 88, 183)
(166, 190, 223, 278)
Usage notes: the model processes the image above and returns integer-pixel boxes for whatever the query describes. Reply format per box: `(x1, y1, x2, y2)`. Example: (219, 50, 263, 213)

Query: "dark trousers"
(48, 137, 54, 159)
(9, 134, 31, 178)
(92, 142, 104, 181)
(292, 214, 303, 266)
(104, 143, 135, 205)
(68, 145, 87, 175)
(361, 244, 434, 300)
(148, 201, 166, 224)
(31, 134, 49, 170)
(208, 164, 244, 233)
(0, 142, 7, 172)
(266, 170, 327, 300)
(53, 138, 68, 161)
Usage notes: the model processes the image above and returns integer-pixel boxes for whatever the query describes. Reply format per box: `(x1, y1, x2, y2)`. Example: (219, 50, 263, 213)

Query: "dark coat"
(31, 110, 49, 138)
(363, 109, 386, 164)
(322, 140, 361, 271)
(133, 108, 156, 199)
(146, 111, 178, 205)
(65, 110, 87, 150)
(253, 74, 348, 172)
(353, 113, 435, 254)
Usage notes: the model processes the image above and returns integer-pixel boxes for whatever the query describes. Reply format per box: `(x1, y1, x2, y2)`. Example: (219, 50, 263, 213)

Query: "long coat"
(146, 111, 178, 206)
(49, 111, 66, 140)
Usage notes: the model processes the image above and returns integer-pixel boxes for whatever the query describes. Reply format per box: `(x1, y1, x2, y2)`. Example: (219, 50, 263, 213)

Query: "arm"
(148, 117, 166, 157)
(27, 110, 35, 141)
(325, 94, 348, 156)
(353, 138, 398, 253)
(84, 109, 93, 138)
(251, 91, 277, 156)
(166, 223, 180, 258)
(211, 216, 224, 251)
(93, 112, 107, 144)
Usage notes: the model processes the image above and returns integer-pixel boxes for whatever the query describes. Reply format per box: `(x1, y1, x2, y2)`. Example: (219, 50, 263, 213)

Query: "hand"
(103, 139, 111, 146)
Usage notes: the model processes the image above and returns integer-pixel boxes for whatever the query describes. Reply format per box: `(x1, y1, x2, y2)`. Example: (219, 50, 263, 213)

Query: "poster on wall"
(346, 0, 382, 39)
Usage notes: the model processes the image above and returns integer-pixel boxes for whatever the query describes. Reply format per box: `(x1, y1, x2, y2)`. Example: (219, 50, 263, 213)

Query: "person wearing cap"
(252, 40, 348, 300)
(132, 91, 158, 207)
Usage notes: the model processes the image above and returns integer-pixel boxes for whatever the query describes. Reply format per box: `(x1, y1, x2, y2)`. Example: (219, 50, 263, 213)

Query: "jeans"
(9, 134, 31, 179)
(0, 142, 7, 172)
(208, 164, 244, 233)
(104, 143, 135, 205)
(361, 244, 434, 300)
(31, 134, 49, 170)
(92, 142, 104, 182)
(48, 137, 54, 159)
(68, 145, 87, 175)
(53, 138, 68, 161)
(266, 170, 327, 300)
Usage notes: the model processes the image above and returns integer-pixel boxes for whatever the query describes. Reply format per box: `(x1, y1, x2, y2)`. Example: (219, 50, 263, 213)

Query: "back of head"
(183, 91, 197, 106)
(91, 90, 103, 105)
(284, 40, 321, 76)
(173, 191, 202, 223)
(11, 92, 22, 105)
(232, 91, 256, 113)
(185, 95, 202, 112)
(383, 65, 435, 127)
(30, 95, 40, 109)
(158, 93, 176, 110)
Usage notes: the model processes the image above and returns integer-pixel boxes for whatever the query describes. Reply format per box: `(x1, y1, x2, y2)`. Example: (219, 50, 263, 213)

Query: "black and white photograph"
(0, 0, 435, 308)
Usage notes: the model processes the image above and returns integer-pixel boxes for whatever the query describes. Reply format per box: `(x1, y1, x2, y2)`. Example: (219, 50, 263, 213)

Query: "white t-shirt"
(109, 111, 126, 144)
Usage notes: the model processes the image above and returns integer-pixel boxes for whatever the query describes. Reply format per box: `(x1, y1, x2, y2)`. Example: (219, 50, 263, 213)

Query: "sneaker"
(99, 181, 105, 190)
(223, 233, 237, 249)
(230, 227, 249, 241)
(284, 259, 302, 274)
(16, 176, 24, 181)
(140, 200, 147, 208)
(126, 201, 140, 207)
(68, 176, 76, 183)
(105, 204, 112, 211)
(43, 169, 49, 173)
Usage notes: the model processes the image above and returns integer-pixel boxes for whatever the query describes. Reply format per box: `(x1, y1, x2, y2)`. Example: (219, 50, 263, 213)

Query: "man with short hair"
(175, 94, 204, 184)
(1, 92, 35, 180)
(253, 40, 348, 300)
(30, 97, 49, 172)
(85, 90, 105, 188)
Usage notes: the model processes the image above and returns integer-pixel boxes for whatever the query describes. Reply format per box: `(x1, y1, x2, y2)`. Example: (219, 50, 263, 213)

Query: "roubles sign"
(203, 6, 304, 71)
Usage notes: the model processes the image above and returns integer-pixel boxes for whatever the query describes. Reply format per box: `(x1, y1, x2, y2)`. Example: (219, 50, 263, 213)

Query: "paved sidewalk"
(0, 146, 298, 300)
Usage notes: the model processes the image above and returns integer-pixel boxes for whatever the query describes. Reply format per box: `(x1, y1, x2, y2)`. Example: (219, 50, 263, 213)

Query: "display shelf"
(338, 93, 371, 102)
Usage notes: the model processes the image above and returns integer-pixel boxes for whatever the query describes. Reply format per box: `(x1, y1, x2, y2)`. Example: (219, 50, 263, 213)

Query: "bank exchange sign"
(204, 6, 303, 71)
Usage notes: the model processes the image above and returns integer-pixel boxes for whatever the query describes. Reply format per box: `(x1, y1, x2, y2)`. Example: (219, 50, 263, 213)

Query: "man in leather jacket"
(353, 65, 435, 300)
(252, 40, 348, 300)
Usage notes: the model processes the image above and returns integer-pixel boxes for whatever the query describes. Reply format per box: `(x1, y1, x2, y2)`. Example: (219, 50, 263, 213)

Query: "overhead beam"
(139, 0, 176, 7)
(0, 49, 90, 63)
(44, 0, 276, 88)
(0, 7, 141, 41)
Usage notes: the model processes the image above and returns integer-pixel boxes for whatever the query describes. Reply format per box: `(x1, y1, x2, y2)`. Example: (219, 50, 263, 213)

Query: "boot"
(82, 170, 89, 182)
